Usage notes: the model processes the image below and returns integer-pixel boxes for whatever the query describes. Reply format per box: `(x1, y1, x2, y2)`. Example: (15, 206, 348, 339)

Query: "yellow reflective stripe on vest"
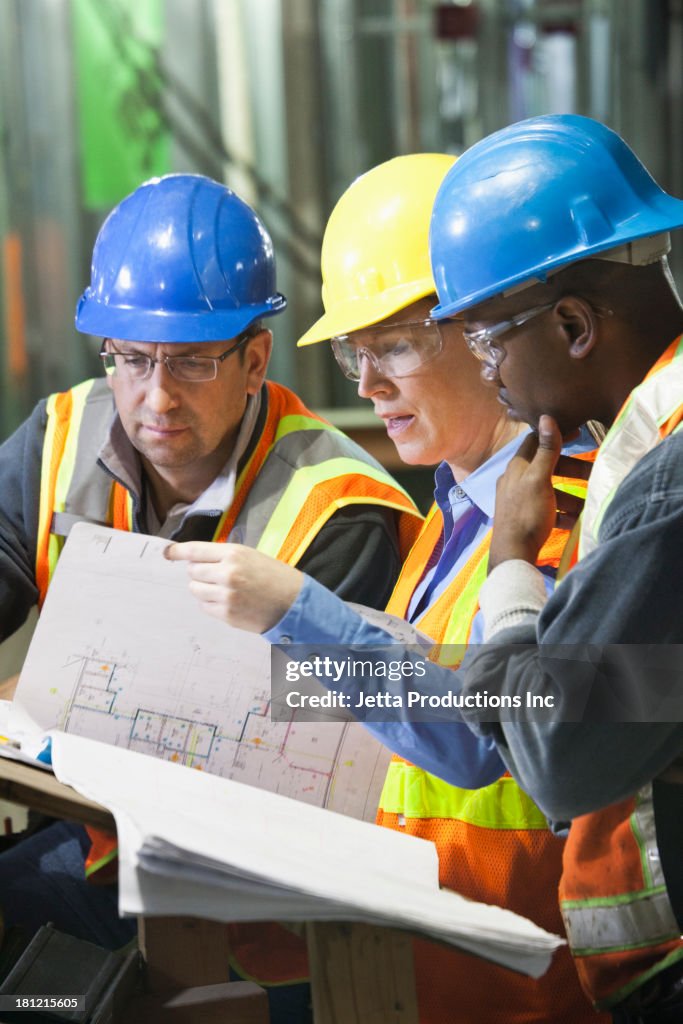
(379, 761, 549, 829)
(408, 532, 490, 666)
(52, 381, 94, 512)
(280, 495, 416, 568)
(556, 481, 588, 499)
(256, 458, 413, 559)
(37, 394, 62, 591)
(41, 381, 95, 585)
(273, 413, 342, 443)
(84, 845, 119, 879)
(384, 504, 441, 619)
(439, 546, 488, 649)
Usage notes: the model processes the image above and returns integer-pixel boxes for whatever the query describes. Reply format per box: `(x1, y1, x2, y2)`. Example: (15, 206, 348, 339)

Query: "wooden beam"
(138, 916, 232, 991)
(306, 921, 418, 1024)
(0, 757, 115, 830)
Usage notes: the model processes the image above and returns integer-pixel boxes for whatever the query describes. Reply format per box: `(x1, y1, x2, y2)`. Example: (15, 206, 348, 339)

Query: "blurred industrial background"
(1, 0, 682, 446)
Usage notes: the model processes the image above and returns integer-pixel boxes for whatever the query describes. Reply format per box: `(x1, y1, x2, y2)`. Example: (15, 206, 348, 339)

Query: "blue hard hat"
(75, 174, 287, 342)
(430, 114, 683, 317)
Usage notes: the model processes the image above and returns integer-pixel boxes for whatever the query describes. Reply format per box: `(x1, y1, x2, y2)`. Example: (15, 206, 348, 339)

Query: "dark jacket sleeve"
(296, 504, 402, 610)
(0, 402, 47, 639)
(462, 431, 683, 820)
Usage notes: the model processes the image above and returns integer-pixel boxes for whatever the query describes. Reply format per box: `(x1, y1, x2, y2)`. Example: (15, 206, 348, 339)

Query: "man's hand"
(489, 415, 588, 570)
(164, 542, 304, 633)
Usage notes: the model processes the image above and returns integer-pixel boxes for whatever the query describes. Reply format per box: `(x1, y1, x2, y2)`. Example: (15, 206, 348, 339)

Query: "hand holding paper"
(165, 541, 304, 632)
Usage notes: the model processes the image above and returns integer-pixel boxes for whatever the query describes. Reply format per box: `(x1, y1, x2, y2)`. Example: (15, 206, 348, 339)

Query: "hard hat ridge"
(76, 173, 286, 342)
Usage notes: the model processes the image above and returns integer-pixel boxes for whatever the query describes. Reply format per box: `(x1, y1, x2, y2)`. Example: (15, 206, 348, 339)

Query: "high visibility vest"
(34, 377, 422, 898)
(36, 378, 421, 606)
(559, 336, 683, 1009)
(376, 465, 605, 1024)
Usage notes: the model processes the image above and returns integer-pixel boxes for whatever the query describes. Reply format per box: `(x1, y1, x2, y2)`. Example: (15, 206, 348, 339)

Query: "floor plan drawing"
(14, 525, 391, 820)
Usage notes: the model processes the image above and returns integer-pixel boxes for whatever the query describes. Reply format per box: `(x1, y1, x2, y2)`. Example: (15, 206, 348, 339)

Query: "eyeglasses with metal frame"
(100, 334, 251, 383)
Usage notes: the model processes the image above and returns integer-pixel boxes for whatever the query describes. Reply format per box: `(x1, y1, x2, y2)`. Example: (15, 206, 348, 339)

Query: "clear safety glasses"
(331, 318, 449, 382)
(464, 300, 614, 368)
(100, 335, 250, 383)
(463, 304, 555, 368)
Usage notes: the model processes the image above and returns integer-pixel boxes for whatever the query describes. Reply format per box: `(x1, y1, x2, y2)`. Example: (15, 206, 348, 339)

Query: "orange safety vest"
(375, 464, 606, 1024)
(34, 378, 422, 899)
(559, 336, 683, 1009)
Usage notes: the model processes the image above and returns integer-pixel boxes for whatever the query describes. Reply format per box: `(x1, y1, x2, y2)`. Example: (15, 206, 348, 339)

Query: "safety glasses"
(331, 318, 449, 382)
(463, 304, 555, 368)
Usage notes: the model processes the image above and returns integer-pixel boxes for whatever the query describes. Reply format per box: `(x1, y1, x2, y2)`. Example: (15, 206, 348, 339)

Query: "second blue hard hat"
(76, 174, 287, 342)
(430, 114, 683, 317)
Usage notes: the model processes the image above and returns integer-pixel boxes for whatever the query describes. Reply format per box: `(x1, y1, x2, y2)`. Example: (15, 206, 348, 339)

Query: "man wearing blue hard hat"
(427, 114, 683, 1023)
(0, 174, 420, 1007)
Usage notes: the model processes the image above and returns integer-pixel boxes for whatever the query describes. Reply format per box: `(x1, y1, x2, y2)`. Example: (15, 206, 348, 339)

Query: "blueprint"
(13, 524, 391, 821)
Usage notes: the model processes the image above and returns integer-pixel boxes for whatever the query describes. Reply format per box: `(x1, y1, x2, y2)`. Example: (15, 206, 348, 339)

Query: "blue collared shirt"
(407, 435, 525, 628)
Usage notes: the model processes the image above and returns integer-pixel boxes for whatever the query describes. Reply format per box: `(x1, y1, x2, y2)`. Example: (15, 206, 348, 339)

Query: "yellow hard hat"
(297, 153, 456, 346)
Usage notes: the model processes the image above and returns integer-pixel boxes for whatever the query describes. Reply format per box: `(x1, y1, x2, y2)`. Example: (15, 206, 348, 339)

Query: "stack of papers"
(52, 732, 563, 979)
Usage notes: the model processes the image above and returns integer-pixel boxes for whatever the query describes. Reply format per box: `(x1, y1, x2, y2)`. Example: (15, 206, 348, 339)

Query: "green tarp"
(73, 0, 170, 209)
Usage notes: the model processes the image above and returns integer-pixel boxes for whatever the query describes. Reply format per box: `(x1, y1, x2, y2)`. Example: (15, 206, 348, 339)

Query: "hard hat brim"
(431, 210, 683, 319)
(297, 276, 436, 346)
(75, 292, 287, 342)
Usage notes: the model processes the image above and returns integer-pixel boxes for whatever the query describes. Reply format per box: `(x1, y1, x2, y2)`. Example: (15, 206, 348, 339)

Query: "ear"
(553, 296, 598, 360)
(244, 330, 273, 394)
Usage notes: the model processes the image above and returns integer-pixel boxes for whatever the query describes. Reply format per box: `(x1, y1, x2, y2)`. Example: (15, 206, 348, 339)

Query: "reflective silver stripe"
(562, 888, 681, 954)
(60, 378, 117, 525)
(64, 379, 116, 519)
(50, 511, 108, 538)
(268, 423, 387, 474)
(562, 786, 681, 954)
(231, 428, 394, 549)
(632, 785, 667, 889)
